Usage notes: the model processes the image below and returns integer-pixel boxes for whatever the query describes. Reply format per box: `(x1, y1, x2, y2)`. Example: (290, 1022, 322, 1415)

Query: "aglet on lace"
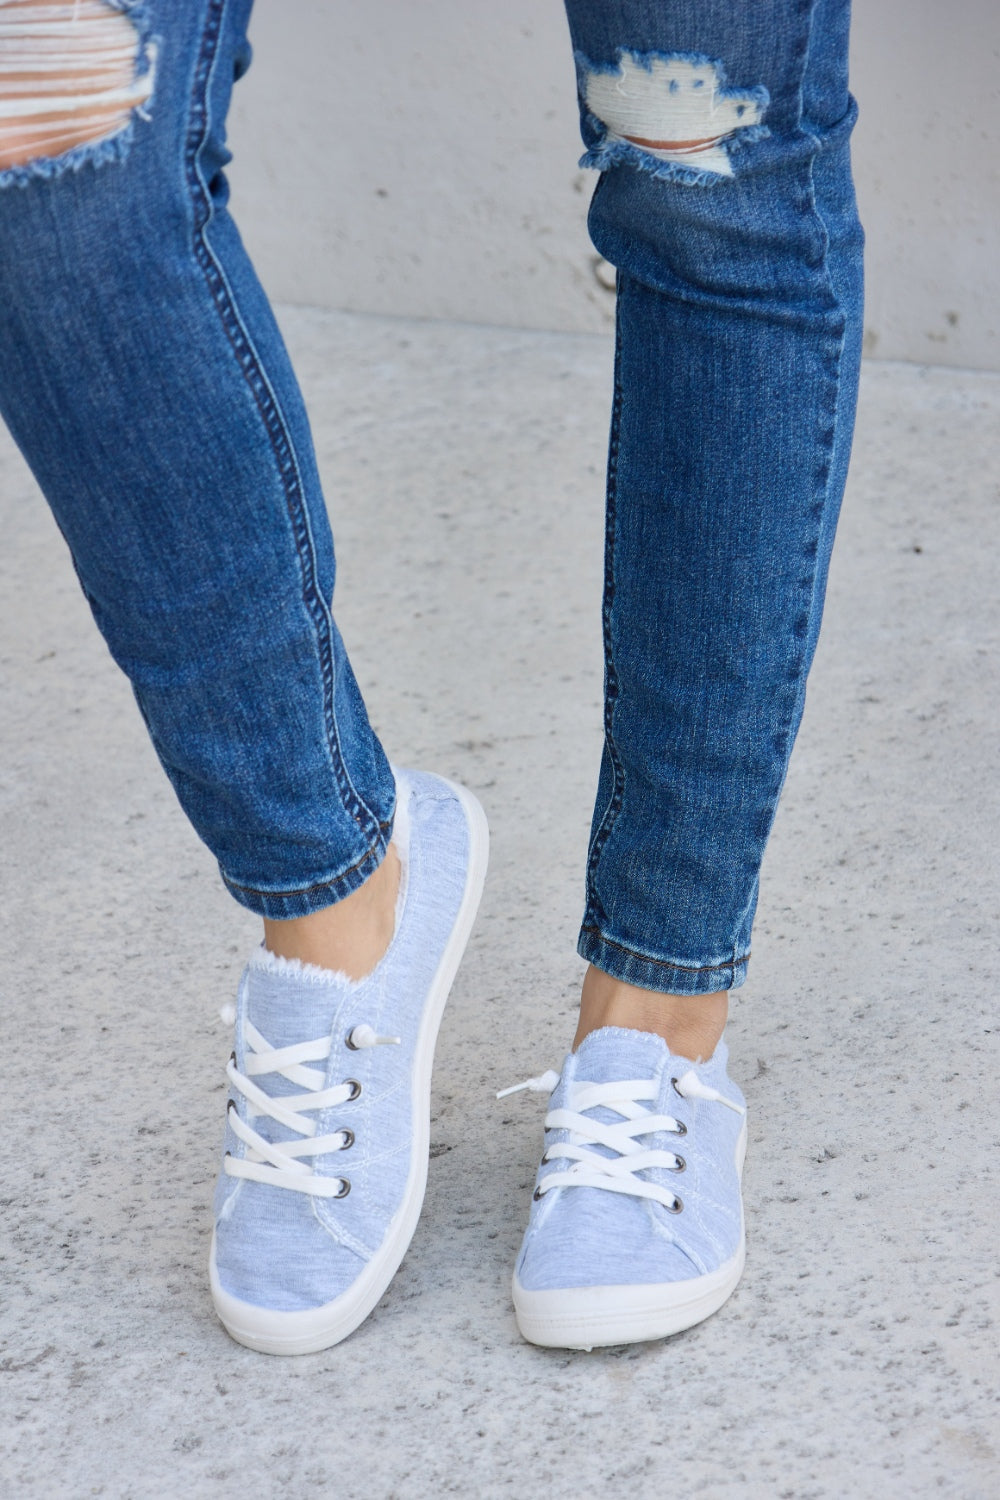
(496, 1070, 560, 1100)
(672, 1068, 745, 1114)
(346, 1023, 401, 1050)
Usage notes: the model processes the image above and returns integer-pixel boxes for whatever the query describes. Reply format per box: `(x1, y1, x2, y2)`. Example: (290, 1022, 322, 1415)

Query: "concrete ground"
(1, 308, 998, 1499)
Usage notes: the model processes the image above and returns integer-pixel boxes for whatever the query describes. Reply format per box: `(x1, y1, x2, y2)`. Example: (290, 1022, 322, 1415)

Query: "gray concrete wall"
(227, 1, 1000, 371)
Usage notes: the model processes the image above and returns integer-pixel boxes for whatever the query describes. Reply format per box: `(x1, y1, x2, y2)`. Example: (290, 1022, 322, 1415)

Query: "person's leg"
(0, 0, 488, 1352)
(572, 0, 863, 1043)
(510, 0, 862, 1349)
(0, 0, 397, 946)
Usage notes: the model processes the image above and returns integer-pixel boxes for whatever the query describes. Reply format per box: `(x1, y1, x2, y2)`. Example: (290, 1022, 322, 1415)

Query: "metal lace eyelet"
(229, 1050, 236, 1067)
(345, 1028, 361, 1051)
(345, 1079, 362, 1101)
(673, 1120, 687, 1136)
(340, 1128, 355, 1150)
(670, 1076, 684, 1098)
(666, 1195, 684, 1214)
(672, 1155, 686, 1173)
(333, 1178, 351, 1198)
(533, 1186, 544, 1202)
(227, 1098, 236, 1114)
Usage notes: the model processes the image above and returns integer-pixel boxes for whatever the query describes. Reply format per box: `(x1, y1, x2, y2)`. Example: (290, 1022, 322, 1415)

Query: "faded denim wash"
(0, 1, 861, 990)
(565, 0, 863, 992)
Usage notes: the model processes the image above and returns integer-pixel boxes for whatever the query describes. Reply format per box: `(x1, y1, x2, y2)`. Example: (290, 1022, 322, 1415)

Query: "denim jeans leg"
(563, 0, 864, 993)
(0, 1, 395, 918)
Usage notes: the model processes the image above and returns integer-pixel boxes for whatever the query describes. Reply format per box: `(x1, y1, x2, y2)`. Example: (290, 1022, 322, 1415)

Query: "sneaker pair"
(210, 770, 746, 1354)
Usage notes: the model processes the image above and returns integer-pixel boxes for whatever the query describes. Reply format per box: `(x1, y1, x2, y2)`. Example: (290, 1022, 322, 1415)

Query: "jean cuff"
(578, 926, 748, 995)
(219, 831, 391, 921)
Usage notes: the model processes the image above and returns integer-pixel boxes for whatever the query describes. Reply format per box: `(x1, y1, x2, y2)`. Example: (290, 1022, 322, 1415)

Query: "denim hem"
(578, 927, 749, 996)
(220, 819, 393, 920)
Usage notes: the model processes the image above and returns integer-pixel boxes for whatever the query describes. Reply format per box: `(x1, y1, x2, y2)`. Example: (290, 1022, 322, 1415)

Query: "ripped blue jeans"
(0, 0, 862, 995)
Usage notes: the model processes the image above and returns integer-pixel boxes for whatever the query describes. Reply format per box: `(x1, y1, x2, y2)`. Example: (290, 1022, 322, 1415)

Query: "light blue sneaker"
(506, 1026, 747, 1349)
(210, 769, 489, 1355)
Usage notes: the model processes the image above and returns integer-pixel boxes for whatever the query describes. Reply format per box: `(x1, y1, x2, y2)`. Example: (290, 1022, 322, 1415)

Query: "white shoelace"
(221, 1005, 400, 1198)
(499, 1067, 744, 1213)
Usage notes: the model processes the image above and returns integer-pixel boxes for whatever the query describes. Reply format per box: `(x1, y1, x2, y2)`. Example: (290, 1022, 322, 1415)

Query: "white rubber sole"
(513, 1118, 748, 1351)
(210, 777, 490, 1355)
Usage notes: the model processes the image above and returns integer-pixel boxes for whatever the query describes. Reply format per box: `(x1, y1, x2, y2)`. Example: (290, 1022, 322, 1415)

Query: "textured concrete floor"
(1, 309, 998, 1499)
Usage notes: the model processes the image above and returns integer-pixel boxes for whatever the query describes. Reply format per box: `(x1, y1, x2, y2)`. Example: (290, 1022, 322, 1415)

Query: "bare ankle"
(574, 965, 728, 1062)
(262, 844, 401, 982)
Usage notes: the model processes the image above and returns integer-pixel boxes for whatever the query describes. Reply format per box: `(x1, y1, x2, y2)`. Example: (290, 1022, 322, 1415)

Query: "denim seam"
(580, 927, 751, 976)
(182, 0, 385, 858)
(583, 283, 626, 932)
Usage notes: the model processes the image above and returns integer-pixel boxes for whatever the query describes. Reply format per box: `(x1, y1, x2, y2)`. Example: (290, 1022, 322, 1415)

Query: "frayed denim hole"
(0, 0, 158, 187)
(574, 46, 770, 185)
(105, 0, 155, 60)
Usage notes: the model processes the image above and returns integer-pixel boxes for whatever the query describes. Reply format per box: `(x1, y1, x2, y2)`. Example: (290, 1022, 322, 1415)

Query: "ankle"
(574, 965, 728, 1062)
(262, 844, 401, 982)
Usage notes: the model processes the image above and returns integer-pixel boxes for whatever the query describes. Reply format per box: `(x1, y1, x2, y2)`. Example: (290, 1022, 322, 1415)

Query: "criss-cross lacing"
(222, 1005, 400, 1199)
(500, 1067, 745, 1213)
